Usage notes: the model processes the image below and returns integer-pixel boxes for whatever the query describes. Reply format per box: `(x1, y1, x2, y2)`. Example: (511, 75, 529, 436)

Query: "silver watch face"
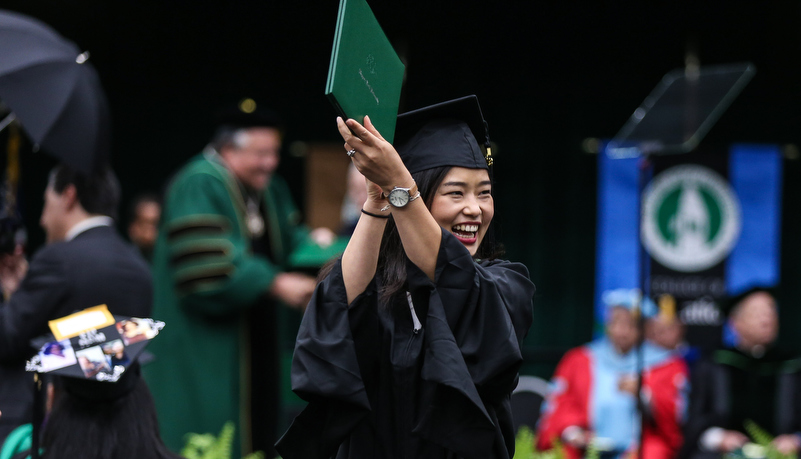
(388, 188, 410, 207)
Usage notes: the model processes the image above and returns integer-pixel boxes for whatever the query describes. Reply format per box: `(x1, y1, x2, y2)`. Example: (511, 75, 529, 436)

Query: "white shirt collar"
(65, 216, 114, 241)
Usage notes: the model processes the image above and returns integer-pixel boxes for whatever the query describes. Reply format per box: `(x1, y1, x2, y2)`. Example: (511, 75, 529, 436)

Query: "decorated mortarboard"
(26, 304, 163, 386)
(601, 288, 657, 319)
(394, 95, 493, 174)
(23, 306, 163, 459)
(718, 285, 778, 317)
(213, 98, 283, 131)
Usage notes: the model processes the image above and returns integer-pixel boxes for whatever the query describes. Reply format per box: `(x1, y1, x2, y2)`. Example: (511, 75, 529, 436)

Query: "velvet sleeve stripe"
(174, 263, 234, 295)
(166, 214, 229, 241)
(166, 215, 238, 296)
(168, 239, 233, 266)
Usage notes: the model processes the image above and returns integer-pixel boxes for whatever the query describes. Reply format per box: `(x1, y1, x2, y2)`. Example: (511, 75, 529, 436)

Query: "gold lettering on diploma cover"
(358, 63, 380, 106)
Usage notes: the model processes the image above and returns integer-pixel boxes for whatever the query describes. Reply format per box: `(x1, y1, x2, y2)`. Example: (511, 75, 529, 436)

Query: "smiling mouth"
(452, 223, 479, 243)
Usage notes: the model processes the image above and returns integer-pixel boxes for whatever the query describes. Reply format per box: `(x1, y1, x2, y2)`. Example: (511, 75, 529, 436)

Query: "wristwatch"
(384, 182, 420, 208)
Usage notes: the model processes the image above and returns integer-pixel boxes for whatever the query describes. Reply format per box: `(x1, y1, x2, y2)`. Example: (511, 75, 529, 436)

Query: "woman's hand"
(337, 116, 413, 192)
(337, 114, 440, 282)
(363, 177, 386, 213)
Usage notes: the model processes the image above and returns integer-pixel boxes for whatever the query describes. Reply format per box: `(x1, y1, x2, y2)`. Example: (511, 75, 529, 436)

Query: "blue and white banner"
(595, 143, 782, 348)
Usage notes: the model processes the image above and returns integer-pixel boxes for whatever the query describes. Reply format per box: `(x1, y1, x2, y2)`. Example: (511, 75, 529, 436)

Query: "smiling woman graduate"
(275, 96, 535, 459)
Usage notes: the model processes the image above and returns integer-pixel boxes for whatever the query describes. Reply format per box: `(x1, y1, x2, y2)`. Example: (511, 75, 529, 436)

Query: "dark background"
(3, 0, 801, 377)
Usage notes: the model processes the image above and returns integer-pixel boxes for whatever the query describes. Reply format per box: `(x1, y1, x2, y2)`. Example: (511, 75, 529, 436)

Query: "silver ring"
(346, 149, 356, 157)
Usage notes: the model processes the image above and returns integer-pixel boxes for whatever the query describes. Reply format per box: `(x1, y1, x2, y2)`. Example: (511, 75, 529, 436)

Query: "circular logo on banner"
(642, 165, 741, 272)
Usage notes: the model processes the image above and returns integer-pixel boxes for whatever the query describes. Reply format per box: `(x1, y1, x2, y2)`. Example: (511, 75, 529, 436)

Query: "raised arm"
(340, 175, 387, 304)
(336, 116, 441, 283)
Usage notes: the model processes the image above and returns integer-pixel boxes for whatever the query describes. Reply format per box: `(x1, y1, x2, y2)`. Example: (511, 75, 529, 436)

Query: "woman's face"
(429, 167, 494, 256)
(606, 307, 640, 354)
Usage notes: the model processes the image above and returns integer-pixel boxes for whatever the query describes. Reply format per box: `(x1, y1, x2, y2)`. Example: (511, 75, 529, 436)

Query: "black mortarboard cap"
(394, 95, 493, 174)
(214, 98, 283, 131)
(718, 285, 778, 317)
(27, 306, 164, 401)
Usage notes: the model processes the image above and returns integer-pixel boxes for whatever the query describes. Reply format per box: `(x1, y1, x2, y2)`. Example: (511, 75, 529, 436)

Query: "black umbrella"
(0, 9, 110, 173)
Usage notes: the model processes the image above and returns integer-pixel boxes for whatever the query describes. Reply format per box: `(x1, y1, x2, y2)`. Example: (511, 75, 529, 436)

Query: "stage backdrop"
(596, 143, 783, 349)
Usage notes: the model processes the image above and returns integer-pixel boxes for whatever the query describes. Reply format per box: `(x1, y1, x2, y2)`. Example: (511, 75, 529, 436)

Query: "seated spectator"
(646, 294, 701, 369)
(537, 288, 688, 459)
(680, 286, 801, 459)
(126, 193, 161, 262)
(646, 295, 684, 351)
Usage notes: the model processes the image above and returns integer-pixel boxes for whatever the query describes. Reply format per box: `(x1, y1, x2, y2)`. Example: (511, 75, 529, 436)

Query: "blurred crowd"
(534, 286, 801, 459)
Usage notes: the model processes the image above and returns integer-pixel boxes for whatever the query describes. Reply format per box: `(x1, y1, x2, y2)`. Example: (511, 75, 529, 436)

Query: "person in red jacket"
(537, 289, 689, 459)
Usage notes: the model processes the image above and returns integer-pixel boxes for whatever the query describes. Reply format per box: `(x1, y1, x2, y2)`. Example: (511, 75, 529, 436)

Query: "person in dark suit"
(680, 287, 801, 459)
(0, 163, 153, 443)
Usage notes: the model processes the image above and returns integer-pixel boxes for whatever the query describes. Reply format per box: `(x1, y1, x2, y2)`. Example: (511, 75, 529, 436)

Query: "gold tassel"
(658, 294, 677, 322)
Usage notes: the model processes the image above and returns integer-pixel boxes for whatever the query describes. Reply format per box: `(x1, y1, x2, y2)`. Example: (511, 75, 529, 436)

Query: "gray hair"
(210, 127, 251, 152)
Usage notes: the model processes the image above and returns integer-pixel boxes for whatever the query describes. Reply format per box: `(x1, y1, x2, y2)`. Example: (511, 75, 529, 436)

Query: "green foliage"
(721, 420, 797, 459)
(744, 419, 776, 449)
(514, 426, 536, 459)
(514, 426, 566, 459)
(180, 421, 266, 459)
(584, 436, 601, 459)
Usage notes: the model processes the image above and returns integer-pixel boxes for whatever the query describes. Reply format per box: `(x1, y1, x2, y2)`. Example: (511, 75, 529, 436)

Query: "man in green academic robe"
(144, 106, 333, 457)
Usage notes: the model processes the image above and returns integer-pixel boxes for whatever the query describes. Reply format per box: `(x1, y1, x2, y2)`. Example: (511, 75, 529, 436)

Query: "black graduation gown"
(680, 347, 801, 459)
(276, 230, 535, 459)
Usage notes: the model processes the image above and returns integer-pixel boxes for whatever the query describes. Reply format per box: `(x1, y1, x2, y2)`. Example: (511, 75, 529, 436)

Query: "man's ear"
(61, 184, 79, 210)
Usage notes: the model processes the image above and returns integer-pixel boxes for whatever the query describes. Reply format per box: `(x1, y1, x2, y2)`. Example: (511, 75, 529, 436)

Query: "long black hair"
(376, 165, 502, 304)
(41, 377, 181, 459)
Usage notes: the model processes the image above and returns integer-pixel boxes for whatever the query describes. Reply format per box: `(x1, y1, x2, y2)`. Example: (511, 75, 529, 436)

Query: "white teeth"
(453, 224, 478, 233)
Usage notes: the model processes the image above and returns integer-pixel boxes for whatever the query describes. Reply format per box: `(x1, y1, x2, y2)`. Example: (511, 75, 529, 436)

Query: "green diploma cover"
(326, 0, 405, 143)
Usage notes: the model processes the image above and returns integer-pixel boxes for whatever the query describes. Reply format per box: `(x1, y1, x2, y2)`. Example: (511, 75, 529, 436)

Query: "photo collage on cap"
(28, 317, 162, 382)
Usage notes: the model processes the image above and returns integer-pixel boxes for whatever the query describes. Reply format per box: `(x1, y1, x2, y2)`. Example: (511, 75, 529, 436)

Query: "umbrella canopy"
(0, 9, 110, 173)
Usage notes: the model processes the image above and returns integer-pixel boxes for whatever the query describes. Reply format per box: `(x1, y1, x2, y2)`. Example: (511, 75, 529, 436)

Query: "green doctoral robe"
(143, 151, 309, 457)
